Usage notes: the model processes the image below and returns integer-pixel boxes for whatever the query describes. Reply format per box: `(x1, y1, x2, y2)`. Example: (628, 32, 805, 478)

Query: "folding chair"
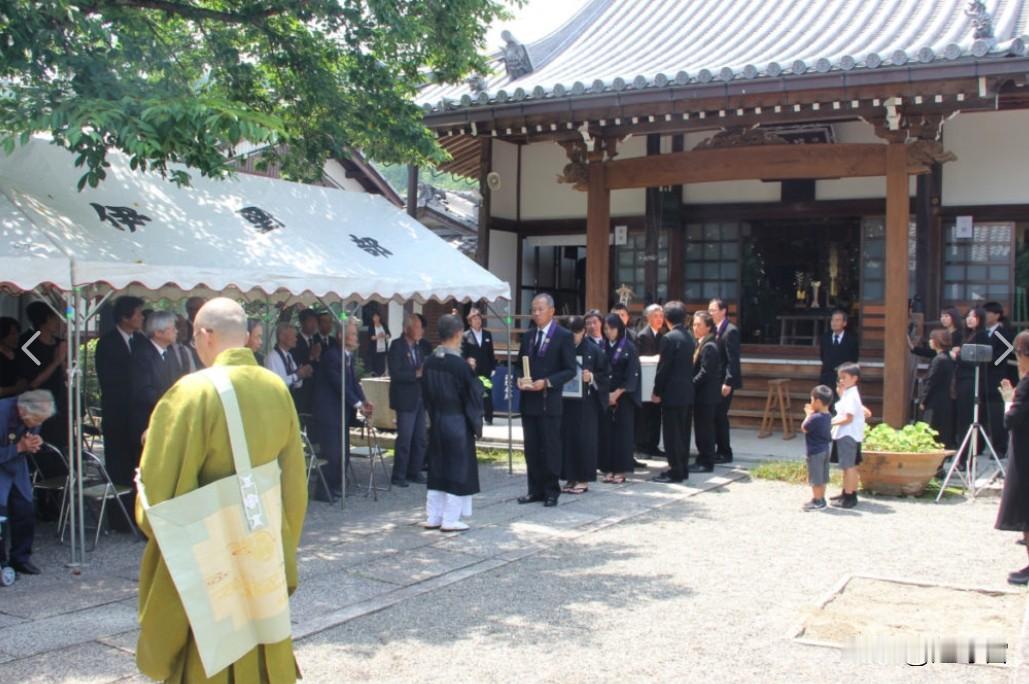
(300, 429, 333, 502)
(72, 449, 140, 549)
(29, 444, 71, 539)
(347, 418, 391, 501)
(82, 406, 103, 450)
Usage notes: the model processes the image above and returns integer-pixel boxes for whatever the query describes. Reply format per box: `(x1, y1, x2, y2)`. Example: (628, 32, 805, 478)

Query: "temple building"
(417, 0, 1029, 426)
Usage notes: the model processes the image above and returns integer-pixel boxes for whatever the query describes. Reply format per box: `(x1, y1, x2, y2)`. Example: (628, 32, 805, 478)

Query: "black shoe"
(391, 478, 409, 488)
(1008, 565, 1029, 585)
(689, 463, 714, 473)
(829, 492, 847, 503)
(836, 493, 858, 509)
(11, 560, 40, 575)
(650, 474, 684, 484)
(518, 494, 544, 504)
(713, 454, 733, 464)
(408, 474, 427, 485)
(632, 459, 648, 469)
(543, 496, 558, 507)
(802, 498, 827, 511)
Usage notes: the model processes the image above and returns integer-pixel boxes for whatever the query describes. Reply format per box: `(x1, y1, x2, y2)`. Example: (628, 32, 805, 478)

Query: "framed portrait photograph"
(562, 355, 584, 398)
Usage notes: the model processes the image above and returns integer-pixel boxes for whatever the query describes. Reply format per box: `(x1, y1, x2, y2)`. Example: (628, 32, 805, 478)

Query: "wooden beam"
(475, 140, 492, 268)
(605, 144, 923, 190)
(586, 163, 611, 312)
(883, 142, 910, 427)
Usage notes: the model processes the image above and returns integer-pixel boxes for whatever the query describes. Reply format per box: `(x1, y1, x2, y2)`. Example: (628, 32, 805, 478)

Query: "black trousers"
(987, 400, 1008, 458)
(102, 414, 136, 487)
(482, 384, 494, 423)
(693, 402, 717, 467)
(714, 388, 734, 457)
(635, 402, 662, 453)
(662, 405, 692, 480)
(522, 414, 563, 499)
(0, 486, 34, 565)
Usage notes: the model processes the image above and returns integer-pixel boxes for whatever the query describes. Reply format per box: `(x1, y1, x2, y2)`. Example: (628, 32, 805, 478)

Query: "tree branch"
(94, 0, 285, 25)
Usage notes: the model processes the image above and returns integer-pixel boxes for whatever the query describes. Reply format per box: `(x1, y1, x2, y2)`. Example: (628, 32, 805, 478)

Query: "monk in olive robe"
(136, 299, 308, 684)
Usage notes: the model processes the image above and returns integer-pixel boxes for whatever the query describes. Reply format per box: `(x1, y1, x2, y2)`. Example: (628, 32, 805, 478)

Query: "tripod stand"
(936, 364, 1006, 502)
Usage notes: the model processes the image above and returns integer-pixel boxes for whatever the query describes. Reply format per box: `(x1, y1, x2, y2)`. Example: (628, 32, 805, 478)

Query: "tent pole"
(73, 286, 86, 566)
(486, 302, 514, 475)
(339, 306, 347, 511)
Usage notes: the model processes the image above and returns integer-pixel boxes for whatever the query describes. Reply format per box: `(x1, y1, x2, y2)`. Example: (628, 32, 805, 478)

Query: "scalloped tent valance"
(0, 139, 509, 305)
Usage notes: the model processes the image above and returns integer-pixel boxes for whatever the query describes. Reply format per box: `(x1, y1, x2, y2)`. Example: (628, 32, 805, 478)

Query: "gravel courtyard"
(0, 448, 1024, 683)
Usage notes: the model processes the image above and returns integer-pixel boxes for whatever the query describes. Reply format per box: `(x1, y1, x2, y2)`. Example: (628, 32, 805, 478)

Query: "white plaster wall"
(321, 159, 372, 193)
(518, 137, 646, 219)
(490, 140, 518, 219)
(488, 229, 519, 305)
(814, 121, 915, 200)
(942, 109, 1029, 206)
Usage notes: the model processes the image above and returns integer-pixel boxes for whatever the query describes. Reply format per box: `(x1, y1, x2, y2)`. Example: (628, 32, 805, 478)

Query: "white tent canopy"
(0, 138, 509, 304)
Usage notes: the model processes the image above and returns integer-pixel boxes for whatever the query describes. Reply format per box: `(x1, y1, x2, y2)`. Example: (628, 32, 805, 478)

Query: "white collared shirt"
(150, 339, 168, 359)
(265, 346, 301, 388)
(472, 328, 483, 346)
(117, 326, 134, 353)
(988, 323, 1000, 337)
(832, 385, 865, 442)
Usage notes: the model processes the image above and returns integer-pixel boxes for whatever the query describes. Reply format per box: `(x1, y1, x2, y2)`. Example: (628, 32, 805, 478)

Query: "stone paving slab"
(290, 570, 398, 622)
(348, 545, 484, 586)
(0, 641, 138, 684)
(0, 599, 137, 659)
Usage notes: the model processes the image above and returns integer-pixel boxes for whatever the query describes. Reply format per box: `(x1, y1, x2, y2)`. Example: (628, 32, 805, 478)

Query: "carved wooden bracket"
(557, 136, 622, 191)
(693, 127, 790, 149)
(907, 139, 957, 166)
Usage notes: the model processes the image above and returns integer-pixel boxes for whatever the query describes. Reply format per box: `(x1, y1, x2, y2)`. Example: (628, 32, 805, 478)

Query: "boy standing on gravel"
(831, 363, 865, 509)
(801, 385, 834, 511)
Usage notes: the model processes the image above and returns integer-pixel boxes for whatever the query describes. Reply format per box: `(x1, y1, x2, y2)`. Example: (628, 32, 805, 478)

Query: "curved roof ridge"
(523, 0, 616, 75)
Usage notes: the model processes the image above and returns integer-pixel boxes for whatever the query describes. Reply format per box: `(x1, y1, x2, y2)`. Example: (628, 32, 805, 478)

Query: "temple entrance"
(739, 219, 861, 345)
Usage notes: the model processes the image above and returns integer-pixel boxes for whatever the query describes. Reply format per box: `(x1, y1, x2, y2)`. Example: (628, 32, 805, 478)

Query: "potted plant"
(858, 422, 953, 496)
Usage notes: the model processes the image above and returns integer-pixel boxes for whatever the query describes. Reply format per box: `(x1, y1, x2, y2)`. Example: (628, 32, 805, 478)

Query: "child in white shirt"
(831, 362, 865, 509)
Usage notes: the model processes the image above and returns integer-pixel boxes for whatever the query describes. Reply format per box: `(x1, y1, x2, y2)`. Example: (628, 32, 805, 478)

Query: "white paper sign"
(955, 215, 974, 239)
(613, 224, 628, 246)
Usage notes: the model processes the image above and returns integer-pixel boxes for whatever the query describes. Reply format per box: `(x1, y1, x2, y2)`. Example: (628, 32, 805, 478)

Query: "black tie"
(834, 335, 840, 346)
(535, 329, 544, 355)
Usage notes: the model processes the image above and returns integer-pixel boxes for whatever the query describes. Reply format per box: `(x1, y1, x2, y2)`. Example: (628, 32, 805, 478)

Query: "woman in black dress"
(560, 316, 610, 494)
(953, 307, 989, 455)
(909, 307, 963, 358)
(365, 310, 390, 376)
(0, 317, 26, 398)
(918, 329, 956, 448)
(599, 313, 641, 484)
(995, 331, 1029, 584)
(691, 311, 722, 472)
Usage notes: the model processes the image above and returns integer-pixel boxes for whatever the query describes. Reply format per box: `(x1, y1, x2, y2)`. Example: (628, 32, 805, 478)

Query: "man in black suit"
(316, 311, 339, 351)
(95, 296, 146, 488)
(130, 311, 183, 446)
(291, 309, 322, 419)
(635, 303, 665, 459)
(388, 314, 433, 486)
(461, 308, 497, 425)
(650, 301, 695, 483)
(516, 293, 576, 506)
(818, 309, 859, 394)
(709, 298, 742, 463)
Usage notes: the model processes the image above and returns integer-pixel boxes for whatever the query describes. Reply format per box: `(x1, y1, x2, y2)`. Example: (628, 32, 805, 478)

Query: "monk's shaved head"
(194, 297, 247, 365)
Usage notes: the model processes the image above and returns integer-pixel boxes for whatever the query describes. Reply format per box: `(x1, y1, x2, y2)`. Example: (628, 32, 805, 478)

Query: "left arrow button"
(21, 331, 41, 366)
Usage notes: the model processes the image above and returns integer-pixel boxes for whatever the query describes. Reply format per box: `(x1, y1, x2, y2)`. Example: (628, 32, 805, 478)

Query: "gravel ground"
(294, 476, 1023, 684)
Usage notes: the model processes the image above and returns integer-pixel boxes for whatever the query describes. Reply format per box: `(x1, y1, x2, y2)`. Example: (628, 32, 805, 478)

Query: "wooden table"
(777, 313, 829, 346)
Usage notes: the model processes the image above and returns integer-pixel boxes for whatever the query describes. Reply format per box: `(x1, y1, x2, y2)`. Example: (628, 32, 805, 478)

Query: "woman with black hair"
(919, 329, 956, 448)
(909, 306, 964, 358)
(366, 309, 390, 376)
(560, 315, 610, 494)
(953, 306, 990, 456)
(0, 317, 26, 398)
(691, 311, 723, 473)
(599, 313, 641, 484)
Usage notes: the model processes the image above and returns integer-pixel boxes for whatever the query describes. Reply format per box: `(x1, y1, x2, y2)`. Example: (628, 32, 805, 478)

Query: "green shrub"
(863, 422, 945, 453)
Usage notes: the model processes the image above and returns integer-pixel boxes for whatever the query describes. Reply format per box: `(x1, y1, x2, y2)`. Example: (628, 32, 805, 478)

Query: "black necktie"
(834, 335, 840, 346)
(534, 329, 544, 355)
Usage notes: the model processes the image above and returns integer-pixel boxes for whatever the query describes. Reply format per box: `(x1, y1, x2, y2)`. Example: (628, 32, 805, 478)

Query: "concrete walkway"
(0, 428, 1021, 683)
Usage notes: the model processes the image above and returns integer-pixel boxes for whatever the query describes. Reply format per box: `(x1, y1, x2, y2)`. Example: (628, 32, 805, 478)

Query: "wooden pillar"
(668, 134, 685, 299)
(475, 140, 492, 267)
(586, 162, 611, 312)
(914, 162, 942, 320)
(644, 135, 661, 302)
(883, 143, 910, 427)
(406, 165, 418, 218)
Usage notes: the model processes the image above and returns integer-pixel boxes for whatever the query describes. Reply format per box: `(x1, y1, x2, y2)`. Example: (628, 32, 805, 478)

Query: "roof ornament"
(500, 30, 533, 79)
(964, 1, 994, 40)
(466, 73, 488, 95)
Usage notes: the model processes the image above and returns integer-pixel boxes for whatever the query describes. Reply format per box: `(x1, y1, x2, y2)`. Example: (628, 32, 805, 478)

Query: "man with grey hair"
(388, 314, 432, 486)
(0, 389, 57, 575)
(636, 303, 666, 459)
(265, 322, 314, 410)
(515, 292, 576, 506)
(131, 311, 183, 446)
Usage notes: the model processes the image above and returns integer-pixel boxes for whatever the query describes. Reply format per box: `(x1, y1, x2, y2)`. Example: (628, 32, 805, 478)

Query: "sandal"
(601, 474, 616, 483)
(568, 485, 589, 494)
(609, 475, 626, 484)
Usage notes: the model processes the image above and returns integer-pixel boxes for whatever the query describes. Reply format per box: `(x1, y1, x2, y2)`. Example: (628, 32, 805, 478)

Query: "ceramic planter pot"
(857, 450, 953, 497)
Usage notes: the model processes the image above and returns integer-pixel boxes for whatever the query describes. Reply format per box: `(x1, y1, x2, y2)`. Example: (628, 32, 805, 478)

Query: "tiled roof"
(419, 0, 1029, 114)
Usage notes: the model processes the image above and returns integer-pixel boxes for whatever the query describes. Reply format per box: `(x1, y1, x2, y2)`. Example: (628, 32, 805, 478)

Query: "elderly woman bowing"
(421, 314, 484, 532)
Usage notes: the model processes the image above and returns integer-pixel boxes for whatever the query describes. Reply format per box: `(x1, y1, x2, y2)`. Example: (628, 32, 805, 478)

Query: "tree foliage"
(0, 0, 512, 188)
